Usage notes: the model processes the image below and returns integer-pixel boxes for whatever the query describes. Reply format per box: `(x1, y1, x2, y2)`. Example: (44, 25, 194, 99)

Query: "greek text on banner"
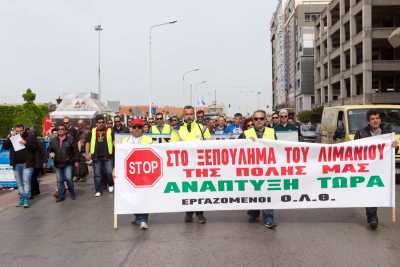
(114, 134, 396, 215)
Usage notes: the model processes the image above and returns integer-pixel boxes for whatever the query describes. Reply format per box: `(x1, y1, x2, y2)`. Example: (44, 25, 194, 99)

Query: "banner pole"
(114, 214, 118, 229)
(392, 208, 397, 224)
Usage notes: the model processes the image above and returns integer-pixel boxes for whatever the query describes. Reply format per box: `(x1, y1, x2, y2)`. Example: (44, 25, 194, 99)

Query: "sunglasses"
(155, 117, 163, 120)
(272, 116, 279, 119)
(253, 117, 266, 121)
(280, 115, 288, 118)
(131, 126, 143, 129)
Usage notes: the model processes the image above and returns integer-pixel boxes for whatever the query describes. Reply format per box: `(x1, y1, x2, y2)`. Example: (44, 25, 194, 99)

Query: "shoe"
(23, 197, 30, 208)
(139, 222, 149, 230)
(197, 214, 207, 224)
(248, 216, 257, 223)
(108, 186, 114, 193)
(70, 192, 76, 200)
(56, 198, 65, 203)
(369, 217, 378, 230)
(95, 192, 101, 197)
(185, 214, 193, 223)
(16, 196, 24, 207)
(264, 222, 277, 229)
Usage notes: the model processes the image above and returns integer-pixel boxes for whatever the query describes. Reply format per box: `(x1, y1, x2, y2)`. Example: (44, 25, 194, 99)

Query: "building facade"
(314, 0, 400, 106)
(271, 0, 288, 110)
(271, 0, 330, 112)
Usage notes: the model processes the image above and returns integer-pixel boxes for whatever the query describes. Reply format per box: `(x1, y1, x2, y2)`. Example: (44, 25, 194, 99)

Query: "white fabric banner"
(114, 134, 395, 215)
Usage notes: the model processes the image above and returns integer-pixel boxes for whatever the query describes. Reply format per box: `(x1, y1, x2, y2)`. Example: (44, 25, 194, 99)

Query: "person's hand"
(19, 139, 26, 145)
(393, 140, 399, 148)
(85, 153, 91, 161)
(112, 168, 116, 180)
(74, 162, 79, 169)
(249, 137, 256, 142)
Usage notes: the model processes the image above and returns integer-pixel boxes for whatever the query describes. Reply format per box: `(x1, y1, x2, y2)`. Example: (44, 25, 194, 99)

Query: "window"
(305, 13, 320, 22)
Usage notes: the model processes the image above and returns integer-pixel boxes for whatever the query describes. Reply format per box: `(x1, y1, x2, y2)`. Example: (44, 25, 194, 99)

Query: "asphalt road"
(0, 174, 399, 267)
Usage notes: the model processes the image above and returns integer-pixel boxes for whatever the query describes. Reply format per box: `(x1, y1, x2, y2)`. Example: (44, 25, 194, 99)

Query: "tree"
(22, 88, 36, 104)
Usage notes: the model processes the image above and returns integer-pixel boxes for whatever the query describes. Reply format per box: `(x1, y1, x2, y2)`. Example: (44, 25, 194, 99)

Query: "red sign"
(125, 148, 163, 187)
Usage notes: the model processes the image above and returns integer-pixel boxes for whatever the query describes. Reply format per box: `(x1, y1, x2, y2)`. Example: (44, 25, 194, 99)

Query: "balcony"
(371, 92, 400, 104)
(372, 60, 400, 71)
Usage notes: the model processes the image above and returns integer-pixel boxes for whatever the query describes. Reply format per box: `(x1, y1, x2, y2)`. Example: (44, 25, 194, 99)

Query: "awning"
(50, 110, 98, 119)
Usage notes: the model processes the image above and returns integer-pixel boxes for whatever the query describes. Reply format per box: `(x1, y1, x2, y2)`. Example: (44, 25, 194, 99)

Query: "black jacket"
(354, 123, 399, 154)
(48, 135, 79, 168)
(2, 132, 37, 169)
(113, 125, 129, 134)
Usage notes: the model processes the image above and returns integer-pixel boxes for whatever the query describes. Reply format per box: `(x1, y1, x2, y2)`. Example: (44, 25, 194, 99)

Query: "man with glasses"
(169, 116, 181, 131)
(48, 124, 79, 202)
(270, 112, 280, 128)
(122, 118, 153, 229)
(86, 115, 114, 197)
(150, 112, 172, 143)
(171, 105, 211, 224)
(3, 124, 37, 208)
(274, 109, 298, 132)
(113, 115, 129, 134)
(150, 113, 172, 135)
(63, 116, 79, 142)
(239, 110, 277, 229)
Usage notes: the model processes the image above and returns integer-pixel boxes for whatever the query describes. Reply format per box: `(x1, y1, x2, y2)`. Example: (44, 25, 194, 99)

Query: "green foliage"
(22, 88, 36, 104)
(297, 106, 324, 124)
(0, 89, 48, 138)
(297, 110, 313, 123)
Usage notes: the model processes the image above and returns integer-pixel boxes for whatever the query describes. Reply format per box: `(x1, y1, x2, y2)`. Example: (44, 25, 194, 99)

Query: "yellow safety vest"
(151, 124, 172, 135)
(90, 128, 113, 155)
(244, 127, 275, 140)
(122, 135, 153, 145)
(171, 122, 210, 142)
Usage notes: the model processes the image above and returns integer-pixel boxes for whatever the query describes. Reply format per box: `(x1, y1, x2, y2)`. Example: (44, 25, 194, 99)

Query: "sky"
(0, 0, 278, 115)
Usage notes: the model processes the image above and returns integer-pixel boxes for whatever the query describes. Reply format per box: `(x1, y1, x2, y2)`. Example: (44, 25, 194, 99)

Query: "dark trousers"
(186, 211, 204, 216)
(31, 168, 41, 196)
(366, 207, 378, 222)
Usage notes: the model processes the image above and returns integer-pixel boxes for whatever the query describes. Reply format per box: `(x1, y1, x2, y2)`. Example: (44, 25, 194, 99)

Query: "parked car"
(299, 124, 317, 143)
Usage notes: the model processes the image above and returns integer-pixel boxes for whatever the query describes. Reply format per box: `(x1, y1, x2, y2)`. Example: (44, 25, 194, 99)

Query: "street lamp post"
(191, 80, 207, 106)
(94, 25, 103, 100)
(182, 68, 200, 102)
(148, 20, 178, 118)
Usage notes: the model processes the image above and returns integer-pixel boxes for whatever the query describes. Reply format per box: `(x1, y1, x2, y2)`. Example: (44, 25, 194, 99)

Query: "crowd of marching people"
(2, 106, 398, 231)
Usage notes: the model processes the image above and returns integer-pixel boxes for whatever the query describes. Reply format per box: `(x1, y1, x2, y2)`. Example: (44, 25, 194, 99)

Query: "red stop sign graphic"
(125, 148, 163, 187)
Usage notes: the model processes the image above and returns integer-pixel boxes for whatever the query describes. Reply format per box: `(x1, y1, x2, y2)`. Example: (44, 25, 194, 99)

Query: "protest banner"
(114, 134, 396, 228)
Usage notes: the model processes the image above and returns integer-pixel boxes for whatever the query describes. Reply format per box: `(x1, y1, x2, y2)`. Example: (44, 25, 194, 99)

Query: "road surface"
(0, 173, 399, 267)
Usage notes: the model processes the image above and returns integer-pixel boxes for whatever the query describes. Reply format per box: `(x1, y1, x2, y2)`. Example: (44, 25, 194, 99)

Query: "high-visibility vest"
(244, 127, 275, 140)
(171, 122, 210, 142)
(122, 135, 153, 145)
(90, 128, 113, 155)
(151, 124, 172, 135)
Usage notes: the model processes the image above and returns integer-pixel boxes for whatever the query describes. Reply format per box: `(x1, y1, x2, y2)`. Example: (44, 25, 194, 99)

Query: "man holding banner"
(240, 110, 277, 229)
(122, 118, 153, 229)
(354, 109, 399, 230)
(171, 105, 211, 224)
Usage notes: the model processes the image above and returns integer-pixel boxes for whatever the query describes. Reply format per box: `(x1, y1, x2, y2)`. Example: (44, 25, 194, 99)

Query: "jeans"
(248, 209, 275, 224)
(14, 163, 33, 199)
(135, 214, 149, 224)
(366, 207, 378, 223)
(93, 159, 114, 193)
(55, 165, 74, 200)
